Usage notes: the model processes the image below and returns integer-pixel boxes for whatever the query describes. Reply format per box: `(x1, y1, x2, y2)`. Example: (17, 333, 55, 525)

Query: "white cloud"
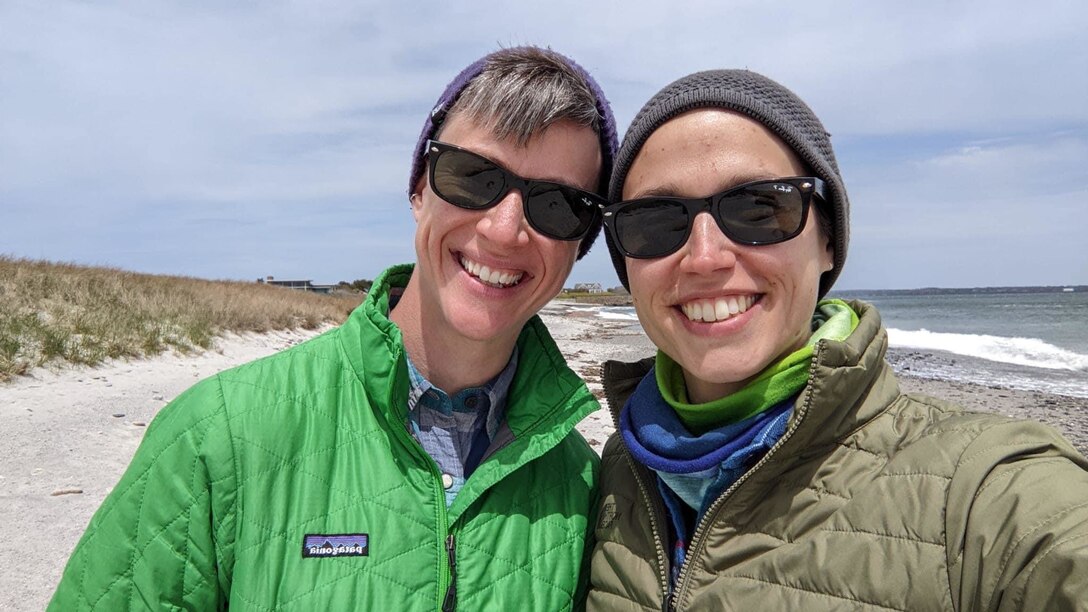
(1, 0, 1087, 287)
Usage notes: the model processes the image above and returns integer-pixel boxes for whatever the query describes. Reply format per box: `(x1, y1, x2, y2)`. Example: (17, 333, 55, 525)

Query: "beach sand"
(2, 305, 1086, 611)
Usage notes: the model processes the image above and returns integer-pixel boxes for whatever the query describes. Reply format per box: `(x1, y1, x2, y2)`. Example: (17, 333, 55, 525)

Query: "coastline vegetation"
(557, 290, 632, 306)
(0, 256, 362, 381)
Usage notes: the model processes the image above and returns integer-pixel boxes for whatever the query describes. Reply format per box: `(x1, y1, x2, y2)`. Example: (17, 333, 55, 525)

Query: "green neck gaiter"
(657, 299, 859, 433)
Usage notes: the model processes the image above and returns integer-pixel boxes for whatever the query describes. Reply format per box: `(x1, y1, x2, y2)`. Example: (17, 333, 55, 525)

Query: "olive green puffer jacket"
(51, 264, 600, 611)
(588, 300, 1088, 611)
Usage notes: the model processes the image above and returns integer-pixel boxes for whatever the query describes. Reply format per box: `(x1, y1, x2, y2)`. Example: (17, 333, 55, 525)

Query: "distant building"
(573, 282, 604, 293)
(258, 276, 333, 294)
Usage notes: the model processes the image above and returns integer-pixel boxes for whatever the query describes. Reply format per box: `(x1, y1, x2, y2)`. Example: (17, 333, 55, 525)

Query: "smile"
(459, 254, 525, 288)
(680, 295, 758, 323)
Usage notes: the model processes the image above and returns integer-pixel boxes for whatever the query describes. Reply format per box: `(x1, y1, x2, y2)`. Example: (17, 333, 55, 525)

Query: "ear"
(409, 175, 427, 221)
(822, 236, 834, 272)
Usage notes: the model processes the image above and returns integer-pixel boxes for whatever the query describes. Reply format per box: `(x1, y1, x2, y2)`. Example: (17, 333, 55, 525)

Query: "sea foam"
(887, 328, 1088, 371)
(596, 307, 640, 322)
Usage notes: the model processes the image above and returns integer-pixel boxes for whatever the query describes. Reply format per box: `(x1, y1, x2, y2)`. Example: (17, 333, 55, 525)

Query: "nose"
(476, 189, 531, 248)
(678, 211, 737, 275)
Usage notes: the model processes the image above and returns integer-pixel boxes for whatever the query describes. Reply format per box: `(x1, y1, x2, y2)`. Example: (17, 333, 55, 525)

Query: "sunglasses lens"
(526, 184, 598, 240)
(432, 149, 506, 209)
(613, 200, 690, 258)
(717, 182, 805, 243)
(611, 180, 812, 257)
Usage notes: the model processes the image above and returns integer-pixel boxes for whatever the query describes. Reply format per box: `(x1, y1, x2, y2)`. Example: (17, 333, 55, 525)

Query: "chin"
(445, 307, 522, 344)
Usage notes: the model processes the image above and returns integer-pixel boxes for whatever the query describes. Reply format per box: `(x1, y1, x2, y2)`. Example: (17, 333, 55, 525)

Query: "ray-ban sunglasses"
(603, 177, 827, 259)
(425, 140, 606, 241)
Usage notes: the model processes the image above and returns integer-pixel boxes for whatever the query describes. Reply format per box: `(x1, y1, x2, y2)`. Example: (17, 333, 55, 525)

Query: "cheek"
(626, 259, 666, 309)
(553, 242, 578, 276)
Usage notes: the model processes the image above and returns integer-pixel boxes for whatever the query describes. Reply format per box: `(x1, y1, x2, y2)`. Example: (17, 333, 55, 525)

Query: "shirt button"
(465, 396, 478, 408)
(442, 473, 454, 489)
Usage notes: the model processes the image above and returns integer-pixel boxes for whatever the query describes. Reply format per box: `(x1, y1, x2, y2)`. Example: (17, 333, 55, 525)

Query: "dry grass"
(0, 256, 363, 381)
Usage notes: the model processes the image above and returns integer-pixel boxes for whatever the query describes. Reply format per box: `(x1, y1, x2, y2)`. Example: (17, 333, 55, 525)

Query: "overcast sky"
(2, 0, 1086, 290)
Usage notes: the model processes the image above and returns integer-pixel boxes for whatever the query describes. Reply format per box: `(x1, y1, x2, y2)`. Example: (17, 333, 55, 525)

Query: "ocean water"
(578, 290, 1088, 398)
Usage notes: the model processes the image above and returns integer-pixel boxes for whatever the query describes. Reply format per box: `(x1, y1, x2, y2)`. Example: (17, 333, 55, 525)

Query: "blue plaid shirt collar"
(404, 348, 518, 441)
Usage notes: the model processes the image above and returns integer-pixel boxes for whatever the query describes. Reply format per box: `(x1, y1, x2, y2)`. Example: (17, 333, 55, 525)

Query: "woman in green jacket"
(587, 70, 1088, 610)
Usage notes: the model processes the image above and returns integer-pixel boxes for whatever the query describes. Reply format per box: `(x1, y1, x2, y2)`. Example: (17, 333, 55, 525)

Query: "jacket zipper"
(667, 341, 825, 609)
(389, 342, 591, 611)
(604, 376, 672, 610)
(441, 533, 457, 612)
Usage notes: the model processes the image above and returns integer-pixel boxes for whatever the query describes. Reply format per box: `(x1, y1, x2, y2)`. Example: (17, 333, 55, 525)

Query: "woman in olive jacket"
(587, 69, 1088, 611)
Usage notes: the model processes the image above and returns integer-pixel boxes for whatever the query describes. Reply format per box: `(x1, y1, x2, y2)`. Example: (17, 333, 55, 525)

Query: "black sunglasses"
(425, 139, 605, 241)
(602, 177, 826, 259)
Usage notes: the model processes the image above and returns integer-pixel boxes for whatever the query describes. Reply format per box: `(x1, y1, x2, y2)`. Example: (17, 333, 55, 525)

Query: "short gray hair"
(440, 47, 601, 146)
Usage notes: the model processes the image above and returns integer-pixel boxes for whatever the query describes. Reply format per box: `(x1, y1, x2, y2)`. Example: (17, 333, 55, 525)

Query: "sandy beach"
(2, 304, 1086, 611)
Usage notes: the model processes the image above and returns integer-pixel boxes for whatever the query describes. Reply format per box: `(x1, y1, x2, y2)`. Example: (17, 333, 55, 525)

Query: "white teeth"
(681, 295, 756, 323)
(459, 255, 524, 288)
(715, 300, 730, 320)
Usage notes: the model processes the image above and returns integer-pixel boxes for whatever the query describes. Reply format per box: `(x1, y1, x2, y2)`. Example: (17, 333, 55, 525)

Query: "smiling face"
(409, 112, 602, 348)
(622, 109, 833, 403)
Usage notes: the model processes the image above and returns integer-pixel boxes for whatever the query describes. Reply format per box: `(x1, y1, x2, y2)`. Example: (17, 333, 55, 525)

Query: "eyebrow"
(627, 173, 782, 200)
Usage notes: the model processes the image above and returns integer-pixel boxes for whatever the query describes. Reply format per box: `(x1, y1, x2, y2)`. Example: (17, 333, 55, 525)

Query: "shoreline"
(2, 305, 1086, 610)
(541, 301, 1088, 455)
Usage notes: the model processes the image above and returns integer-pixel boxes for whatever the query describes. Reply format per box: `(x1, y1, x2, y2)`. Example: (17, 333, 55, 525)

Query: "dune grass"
(0, 256, 363, 381)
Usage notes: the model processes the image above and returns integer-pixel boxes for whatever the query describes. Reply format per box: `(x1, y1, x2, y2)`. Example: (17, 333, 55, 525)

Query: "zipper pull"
(442, 534, 457, 612)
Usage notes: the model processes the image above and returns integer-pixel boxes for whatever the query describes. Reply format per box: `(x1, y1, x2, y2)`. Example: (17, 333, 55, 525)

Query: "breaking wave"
(887, 328, 1088, 371)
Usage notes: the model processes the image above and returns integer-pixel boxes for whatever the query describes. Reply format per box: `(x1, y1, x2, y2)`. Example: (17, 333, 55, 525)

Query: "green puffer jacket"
(51, 264, 600, 611)
(588, 300, 1088, 611)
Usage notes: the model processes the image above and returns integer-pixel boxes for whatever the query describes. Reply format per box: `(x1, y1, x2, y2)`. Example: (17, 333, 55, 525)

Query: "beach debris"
(112, 413, 125, 418)
(51, 487, 83, 496)
(132, 421, 146, 427)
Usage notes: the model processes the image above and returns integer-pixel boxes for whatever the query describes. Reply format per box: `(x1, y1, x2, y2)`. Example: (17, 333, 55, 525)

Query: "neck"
(388, 275, 518, 394)
(682, 373, 745, 405)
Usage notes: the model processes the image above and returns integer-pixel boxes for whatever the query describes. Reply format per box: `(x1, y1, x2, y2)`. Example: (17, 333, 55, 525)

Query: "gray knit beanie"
(607, 69, 849, 297)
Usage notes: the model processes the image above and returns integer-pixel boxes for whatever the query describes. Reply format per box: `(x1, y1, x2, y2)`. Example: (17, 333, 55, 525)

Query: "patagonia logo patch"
(302, 534, 369, 558)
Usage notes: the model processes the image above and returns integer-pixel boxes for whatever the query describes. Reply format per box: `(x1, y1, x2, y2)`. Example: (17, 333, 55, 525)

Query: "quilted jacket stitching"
(771, 478, 851, 501)
(724, 575, 908, 611)
(237, 488, 428, 559)
(591, 589, 659, 612)
(991, 499, 1088, 597)
(817, 527, 944, 548)
(957, 437, 1061, 470)
(232, 477, 429, 558)
(462, 454, 590, 540)
(878, 471, 953, 480)
(263, 543, 437, 610)
(833, 439, 890, 462)
(81, 395, 228, 609)
(205, 424, 392, 489)
(1015, 531, 1088, 609)
(218, 378, 357, 434)
(78, 404, 226, 536)
(972, 458, 1069, 499)
(178, 413, 204, 605)
(458, 528, 584, 594)
(98, 471, 209, 607)
(216, 375, 239, 595)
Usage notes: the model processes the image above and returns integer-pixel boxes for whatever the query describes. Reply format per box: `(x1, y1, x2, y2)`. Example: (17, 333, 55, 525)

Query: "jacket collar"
(339, 264, 414, 424)
(604, 300, 897, 470)
(339, 264, 600, 520)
